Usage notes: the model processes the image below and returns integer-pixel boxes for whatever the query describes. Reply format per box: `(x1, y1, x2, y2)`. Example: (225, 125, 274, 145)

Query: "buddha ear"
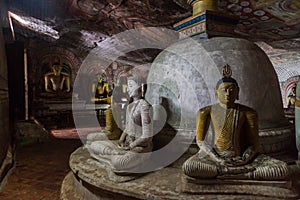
(236, 87, 240, 100)
(214, 88, 218, 98)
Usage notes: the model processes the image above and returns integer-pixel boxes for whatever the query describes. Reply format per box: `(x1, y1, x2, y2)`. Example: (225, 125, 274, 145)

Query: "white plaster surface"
(146, 37, 288, 130)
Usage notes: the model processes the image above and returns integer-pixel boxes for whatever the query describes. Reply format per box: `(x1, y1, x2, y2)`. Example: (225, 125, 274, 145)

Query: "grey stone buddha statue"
(182, 65, 289, 180)
(86, 75, 153, 174)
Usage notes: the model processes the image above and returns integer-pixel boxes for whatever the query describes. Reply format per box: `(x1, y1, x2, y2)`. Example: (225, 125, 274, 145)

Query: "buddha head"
(98, 73, 107, 84)
(291, 86, 296, 95)
(215, 65, 239, 107)
(51, 64, 63, 76)
(127, 75, 146, 99)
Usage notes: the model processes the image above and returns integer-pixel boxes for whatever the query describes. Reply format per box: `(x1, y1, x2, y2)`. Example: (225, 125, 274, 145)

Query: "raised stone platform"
(258, 124, 296, 156)
(61, 147, 300, 200)
(181, 175, 295, 197)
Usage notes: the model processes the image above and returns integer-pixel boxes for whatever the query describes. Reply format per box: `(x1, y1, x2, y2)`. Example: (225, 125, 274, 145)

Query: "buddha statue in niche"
(86, 75, 153, 174)
(182, 65, 289, 180)
(44, 64, 71, 93)
(91, 74, 111, 104)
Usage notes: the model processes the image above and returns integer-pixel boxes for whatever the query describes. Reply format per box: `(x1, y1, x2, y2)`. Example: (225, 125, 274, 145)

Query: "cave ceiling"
(2, 0, 300, 66)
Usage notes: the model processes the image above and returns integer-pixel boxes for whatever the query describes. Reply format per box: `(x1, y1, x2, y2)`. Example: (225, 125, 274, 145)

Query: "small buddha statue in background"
(86, 75, 153, 174)
(87, 77, 127, 143)
(182, 65, 289, 180)
(91, 74, 111, 104)
(45, 64, 71, 93)
(87, 92, 122, 141)
(288, 86, 296, 108)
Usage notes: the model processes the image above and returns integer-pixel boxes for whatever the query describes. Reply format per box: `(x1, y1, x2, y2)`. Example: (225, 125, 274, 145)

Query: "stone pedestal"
(61, 146, 299, 199)
(181, 174, 296, 198)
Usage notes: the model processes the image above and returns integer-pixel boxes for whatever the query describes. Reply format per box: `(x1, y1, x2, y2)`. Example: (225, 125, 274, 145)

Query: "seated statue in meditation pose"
(86, 75, 153, 173)
(287, 86, 296, 108)
(91, 74, 111, 104)
(45, 64, 71, 93)
(182, 65, 289, 180)
(87, 93, 122, 141)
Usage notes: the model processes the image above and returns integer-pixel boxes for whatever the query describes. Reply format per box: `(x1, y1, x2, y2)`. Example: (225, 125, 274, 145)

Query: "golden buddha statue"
(91, 74, 110, 104)
(182, 65, 289, 180)
(87, 93, 122, 141)
(287, 86, 296, 108)
(44, 64, 71, 93)
(86, 75, 153, 174)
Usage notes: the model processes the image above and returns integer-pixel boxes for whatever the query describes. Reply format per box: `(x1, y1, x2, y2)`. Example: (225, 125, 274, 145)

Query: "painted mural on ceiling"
(4, 0, 300, 45)
(3, 0, 300, 66)
(175, 0, 300, 45)
(224, 0, 300, 41)
(2, 0, 300, 94)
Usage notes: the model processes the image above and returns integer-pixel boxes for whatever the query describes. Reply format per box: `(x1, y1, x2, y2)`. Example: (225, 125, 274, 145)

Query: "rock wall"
(0, 15, 12, 184)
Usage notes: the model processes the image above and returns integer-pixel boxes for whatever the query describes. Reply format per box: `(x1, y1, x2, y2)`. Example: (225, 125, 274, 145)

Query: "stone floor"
(0, 138, 82, 200)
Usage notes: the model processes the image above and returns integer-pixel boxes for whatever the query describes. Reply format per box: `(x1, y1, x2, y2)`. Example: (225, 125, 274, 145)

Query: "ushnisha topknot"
(216, 64, 239, 90)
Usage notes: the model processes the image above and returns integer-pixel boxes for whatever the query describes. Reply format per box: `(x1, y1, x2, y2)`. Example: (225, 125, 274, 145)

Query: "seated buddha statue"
(45, 64, 71, 93)
(87, 92, 122, 141)
(287, 86, 296, 109)
(91, 74, 111, 104)
(182, 65, 289, 180)
(86, 75, 153, 174)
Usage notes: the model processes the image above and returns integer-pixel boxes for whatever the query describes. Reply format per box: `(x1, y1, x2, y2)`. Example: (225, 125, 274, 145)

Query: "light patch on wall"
(8, 11, 59, 40)
(79, 30, 108, 48)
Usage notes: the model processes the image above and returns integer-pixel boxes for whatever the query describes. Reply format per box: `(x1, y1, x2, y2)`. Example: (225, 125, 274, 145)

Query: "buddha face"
(127, 79, 140, 98)
(52, 65, 62, 76)
(292, 87, 296, 95)
(216, 82, 239, 107)
(98, 74, 106, 83)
